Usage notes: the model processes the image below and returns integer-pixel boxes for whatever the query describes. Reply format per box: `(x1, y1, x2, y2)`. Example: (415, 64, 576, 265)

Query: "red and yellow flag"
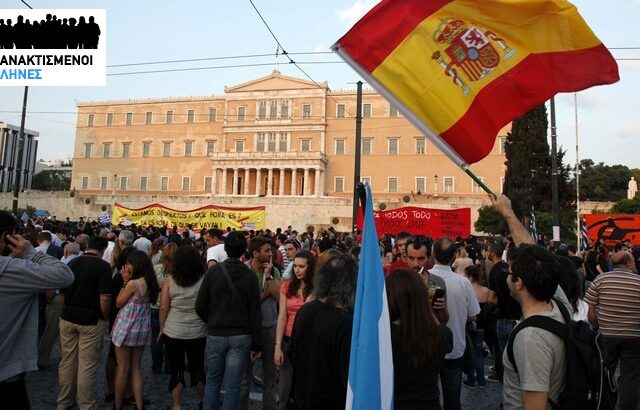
(333, 0, 619, 165)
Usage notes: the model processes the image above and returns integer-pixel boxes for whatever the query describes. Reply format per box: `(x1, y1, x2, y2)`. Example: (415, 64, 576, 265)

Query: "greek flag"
(581, 215, 590, 250)
(346, 183, 393, 410)
(99, 213, 111, 226)
(20, 212, 29, 223)
(530, 209, 538, 243)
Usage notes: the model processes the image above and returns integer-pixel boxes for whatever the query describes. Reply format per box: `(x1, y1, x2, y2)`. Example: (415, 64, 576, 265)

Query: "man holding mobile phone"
(241, 236, 281, 410)
(0, 210, 74, 408)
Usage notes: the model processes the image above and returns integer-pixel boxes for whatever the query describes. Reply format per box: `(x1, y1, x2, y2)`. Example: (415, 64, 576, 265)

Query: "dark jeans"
(602, 336, 640, 410)
(465, 328, 486, 385)
(495, 318, 516, 381)
(0, 373, 30, 409)
(440, 357, 463, 410)
(150, 309, 165, 373)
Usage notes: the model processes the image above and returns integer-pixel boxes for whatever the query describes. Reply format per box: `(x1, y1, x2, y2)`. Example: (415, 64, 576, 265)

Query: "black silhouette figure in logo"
(0, 14, 101, 49)
(588, 217, 640, 244)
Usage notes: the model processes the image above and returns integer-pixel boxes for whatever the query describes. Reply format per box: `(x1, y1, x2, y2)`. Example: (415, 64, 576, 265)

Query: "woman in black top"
(386, 269, 453, 410)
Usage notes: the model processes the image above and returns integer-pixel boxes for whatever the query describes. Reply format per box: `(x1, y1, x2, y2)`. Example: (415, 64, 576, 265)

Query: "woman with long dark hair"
(386, 268, 453, 409)
(112, 250, 159, 410)
(159, 245, 207, 409)
(274, 251, 315, 410)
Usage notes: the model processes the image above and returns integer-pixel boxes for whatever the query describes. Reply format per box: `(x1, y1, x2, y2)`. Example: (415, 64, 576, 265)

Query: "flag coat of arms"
(333, 0, 619, 166)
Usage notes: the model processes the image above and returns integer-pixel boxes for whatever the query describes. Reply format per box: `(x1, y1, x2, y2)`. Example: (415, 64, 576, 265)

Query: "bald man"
(585, 250, 640, 409)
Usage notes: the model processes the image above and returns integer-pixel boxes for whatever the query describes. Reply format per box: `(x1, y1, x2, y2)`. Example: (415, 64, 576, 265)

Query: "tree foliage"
(577, 159, 630, 201)
(610, 196, 640, 214)
(474, 206, 506, 235)
(32, 170, 71, 191)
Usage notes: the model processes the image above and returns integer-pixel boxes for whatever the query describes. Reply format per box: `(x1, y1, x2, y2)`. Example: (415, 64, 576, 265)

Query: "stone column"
(303, 168, 310, 196)
(221, 168, 227, 195)
(314, 168, 321, 197)
(244, 168, 250, 195)
(319, 169, 325, 197)
(278, 168, 285, 196)
(211, 167, 217, 195)
(267, 168, 273, 196)
(256, 168, 262, 196)
(291, 168, 297, 196)
(232, 168, 239, 195)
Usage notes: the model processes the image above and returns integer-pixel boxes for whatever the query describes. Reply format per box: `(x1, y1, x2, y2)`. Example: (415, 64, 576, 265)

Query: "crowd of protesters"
(0, 193, 639, 409)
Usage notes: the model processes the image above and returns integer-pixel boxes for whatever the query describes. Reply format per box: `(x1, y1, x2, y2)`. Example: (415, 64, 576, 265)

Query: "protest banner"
(583, 214, 640, 247)
(111, 202, 265, 231)
(357, 206, 470, 239)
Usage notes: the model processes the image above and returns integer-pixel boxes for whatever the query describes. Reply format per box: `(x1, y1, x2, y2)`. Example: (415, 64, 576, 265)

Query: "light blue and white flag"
(346, 183, 393, 410)
(581, 215, 590, 250)
(99, 213, 111, 226)
(529, 208, 538, 243)
(20, 212, 29, 223)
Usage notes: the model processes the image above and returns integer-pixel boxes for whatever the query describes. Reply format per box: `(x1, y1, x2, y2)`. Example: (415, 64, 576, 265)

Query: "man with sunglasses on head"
(0, 210, 74, 409)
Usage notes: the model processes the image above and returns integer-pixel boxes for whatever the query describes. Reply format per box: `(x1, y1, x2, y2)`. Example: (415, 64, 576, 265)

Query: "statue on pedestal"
(628, 177, 637, 199)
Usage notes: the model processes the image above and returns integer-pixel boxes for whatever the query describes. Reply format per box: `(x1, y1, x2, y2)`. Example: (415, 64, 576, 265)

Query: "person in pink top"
(274, 251, 315, 410)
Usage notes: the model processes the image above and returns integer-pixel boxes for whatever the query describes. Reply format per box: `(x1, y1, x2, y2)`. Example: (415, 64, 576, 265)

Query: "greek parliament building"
(0, 122, 38, 193)
(70, 71, 507, 230)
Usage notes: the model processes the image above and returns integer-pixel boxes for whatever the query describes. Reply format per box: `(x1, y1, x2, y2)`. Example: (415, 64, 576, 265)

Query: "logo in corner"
(430, 18, 516, 96)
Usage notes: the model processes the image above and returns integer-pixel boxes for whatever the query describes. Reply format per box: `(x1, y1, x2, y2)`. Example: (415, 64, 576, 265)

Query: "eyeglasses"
(406, 236, 431, 249)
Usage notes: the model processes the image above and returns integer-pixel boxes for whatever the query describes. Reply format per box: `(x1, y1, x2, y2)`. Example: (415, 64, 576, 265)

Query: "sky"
(0, 0, 638, 168)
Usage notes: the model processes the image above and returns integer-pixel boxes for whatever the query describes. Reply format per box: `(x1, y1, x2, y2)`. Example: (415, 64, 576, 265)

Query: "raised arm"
(489, 195, 535, 246)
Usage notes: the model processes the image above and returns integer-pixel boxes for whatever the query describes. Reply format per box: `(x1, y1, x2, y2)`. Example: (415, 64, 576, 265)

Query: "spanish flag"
(333, 0, 619, 166)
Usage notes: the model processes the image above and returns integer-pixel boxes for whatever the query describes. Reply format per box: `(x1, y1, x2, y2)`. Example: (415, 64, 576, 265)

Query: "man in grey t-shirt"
(502, 245, 566, 409)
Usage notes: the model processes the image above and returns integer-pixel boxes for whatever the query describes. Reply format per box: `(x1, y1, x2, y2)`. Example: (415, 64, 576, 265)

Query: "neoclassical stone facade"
(71, 71, 508, 210)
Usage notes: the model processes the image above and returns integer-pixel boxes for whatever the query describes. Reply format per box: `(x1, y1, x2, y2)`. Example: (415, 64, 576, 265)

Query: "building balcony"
(211, 150, 327, 165)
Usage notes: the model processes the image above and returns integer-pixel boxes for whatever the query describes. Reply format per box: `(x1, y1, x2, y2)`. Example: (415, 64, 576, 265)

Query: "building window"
(388, 138, 399, 155)
(122, 143, 131, 158)
(187, 109, 195, 123)
(163, 142, 171, 157)
(335, 139, 345, 155)
(279, 133, 287, 152)
(363, 103, 372, 118)
(257, 133, 265, 152)
(161, 176, 169, 191)
(390, 105, 398, 117)
(81, 176, 89, 190)
(184, 141, 193, 157)
(84, 143, 92, 158)
(270, 101, 278, 119)
(120, 176, 128, 190)
(500, 137, 507, 154)
(388, 177, 398, 193)
(416, 138, 426, 154)
(300, 139, 310, 152)
(100, 176, 107, 190)
(268, 133, 277, 152)
(444, 177, 454, 193)
(258, 101, 267, 120)
(237, 106, 246, 121)
(302, 104, 311, 119)
(106, 113, 113, 126)
(471, 177, 484, 193)
(103, 143, 111, 158)
(281, 101, 289, 119)
(145, 111, 152, 125)
(335, 177, 345, 193)
(182, 176, 190, 191)
(204, 176, 213, 191)
(235, 140, 244, 153)
(416, 177, 426, 193)
(87, 114, 94, 127)
(125, 112, 133, 125)
(337, 104, 345, 118)
(362, 138, 372, 155)
(361, 177, 371, 186)
(209, 108, 217, 122)
(206, 140, 215, 156)
(142, 142, 151, 157)
(166, 110, 173, 124)
(140, 176, 148, 191)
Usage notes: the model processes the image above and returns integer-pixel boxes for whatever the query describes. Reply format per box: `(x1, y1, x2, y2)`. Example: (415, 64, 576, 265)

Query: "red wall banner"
(358, 206, 471, 239)
(583, 214, 640, 246)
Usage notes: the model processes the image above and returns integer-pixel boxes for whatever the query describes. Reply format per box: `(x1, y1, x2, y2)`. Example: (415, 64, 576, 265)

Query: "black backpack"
(507, 299, 617, 410)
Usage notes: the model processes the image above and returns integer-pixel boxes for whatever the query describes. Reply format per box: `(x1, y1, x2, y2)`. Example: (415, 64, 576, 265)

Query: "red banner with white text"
(357, 206, 470, 239)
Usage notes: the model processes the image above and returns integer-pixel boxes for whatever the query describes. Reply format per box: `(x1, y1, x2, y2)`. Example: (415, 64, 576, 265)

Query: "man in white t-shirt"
(132, 228, 152, 255)
(204, 228, 227, 267)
